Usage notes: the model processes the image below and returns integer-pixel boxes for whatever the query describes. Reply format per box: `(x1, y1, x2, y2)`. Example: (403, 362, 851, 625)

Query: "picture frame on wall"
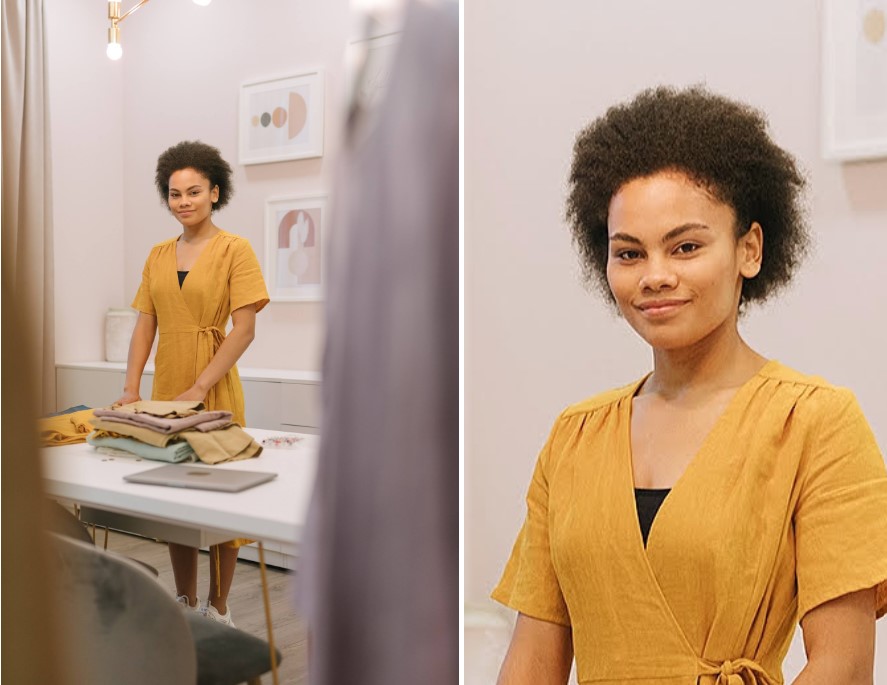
(821, 0, 887, 160)
(239, 70, 324, 165)
(264, 195, 328, 302)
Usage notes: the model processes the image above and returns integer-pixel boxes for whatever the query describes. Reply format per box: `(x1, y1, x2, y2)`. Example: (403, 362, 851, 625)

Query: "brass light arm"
(108, 0, 152, 27)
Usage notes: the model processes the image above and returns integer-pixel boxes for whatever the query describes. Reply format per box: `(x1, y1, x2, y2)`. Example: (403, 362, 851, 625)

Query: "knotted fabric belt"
(698, 657, 777, 685)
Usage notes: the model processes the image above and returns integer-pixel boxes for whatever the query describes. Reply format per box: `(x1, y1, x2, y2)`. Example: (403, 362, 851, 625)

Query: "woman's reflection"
(115, 140, 270, 626)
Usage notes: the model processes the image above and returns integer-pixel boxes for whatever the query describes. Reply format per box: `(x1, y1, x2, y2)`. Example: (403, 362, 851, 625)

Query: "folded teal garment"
(86, 432, 195, 463)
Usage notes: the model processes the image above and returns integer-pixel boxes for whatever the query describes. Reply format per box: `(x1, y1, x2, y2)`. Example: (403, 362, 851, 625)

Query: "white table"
(41, 428, 318, 547)
(41, 427, 318, 685)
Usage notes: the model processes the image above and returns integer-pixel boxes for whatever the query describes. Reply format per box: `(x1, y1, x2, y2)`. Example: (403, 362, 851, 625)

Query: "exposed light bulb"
(192, 0, 212, 5)
(107, 41, 123, 60)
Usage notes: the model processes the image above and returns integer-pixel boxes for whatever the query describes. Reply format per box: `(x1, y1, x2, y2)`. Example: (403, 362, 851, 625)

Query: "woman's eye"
(616, 250, 641, 261)
(675, 243, 699, 255)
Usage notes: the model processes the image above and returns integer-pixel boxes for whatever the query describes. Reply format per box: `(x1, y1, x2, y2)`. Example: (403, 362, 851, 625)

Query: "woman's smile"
(635, 298, 690, 319)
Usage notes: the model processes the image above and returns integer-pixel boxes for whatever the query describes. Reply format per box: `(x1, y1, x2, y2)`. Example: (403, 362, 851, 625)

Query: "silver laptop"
(124, 464, 277, 492)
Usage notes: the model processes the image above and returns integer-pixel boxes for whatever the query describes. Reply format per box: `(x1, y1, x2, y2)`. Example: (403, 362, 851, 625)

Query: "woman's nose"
(638, 257, 678, 291)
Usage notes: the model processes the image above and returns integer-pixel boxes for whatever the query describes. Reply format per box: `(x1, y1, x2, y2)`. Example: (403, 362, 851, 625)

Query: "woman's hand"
(174, 386, 207, 402)
(114, 390, 141, 406)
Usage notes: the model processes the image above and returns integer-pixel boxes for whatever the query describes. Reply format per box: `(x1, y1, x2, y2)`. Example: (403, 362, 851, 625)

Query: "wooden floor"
(96, 526, 308, 685)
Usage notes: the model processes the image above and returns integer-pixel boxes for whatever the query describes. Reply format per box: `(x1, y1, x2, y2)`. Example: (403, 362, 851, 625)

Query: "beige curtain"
(2, 0, 55, 414)
(2, 6, 64, 682)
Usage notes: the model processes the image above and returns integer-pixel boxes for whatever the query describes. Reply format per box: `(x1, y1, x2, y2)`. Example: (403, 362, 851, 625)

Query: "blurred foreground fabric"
(300, 1, 459, 683)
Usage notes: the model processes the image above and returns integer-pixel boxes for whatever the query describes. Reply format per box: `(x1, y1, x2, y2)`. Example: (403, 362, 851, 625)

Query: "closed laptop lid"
(123, 464, 277, 492)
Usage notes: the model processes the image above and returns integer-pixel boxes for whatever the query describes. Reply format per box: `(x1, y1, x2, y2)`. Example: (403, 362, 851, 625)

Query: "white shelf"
(56, 361, 321, 385)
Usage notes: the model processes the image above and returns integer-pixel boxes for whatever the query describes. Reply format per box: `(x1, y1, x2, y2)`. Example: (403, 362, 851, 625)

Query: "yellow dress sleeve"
(230, 238, 269, 314)
(794, 388, 887, 620)
(131, 249, 156, 315)
(492, 416, 571, 626)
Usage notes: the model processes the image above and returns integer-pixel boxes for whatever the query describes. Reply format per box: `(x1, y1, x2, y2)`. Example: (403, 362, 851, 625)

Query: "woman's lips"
(636, 300, 689, 318)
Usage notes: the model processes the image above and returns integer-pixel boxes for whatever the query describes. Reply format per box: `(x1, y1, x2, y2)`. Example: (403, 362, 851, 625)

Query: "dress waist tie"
(195, 325, 226, 409)
(160, 324, 227, 405)
(697, 658, 777, 685)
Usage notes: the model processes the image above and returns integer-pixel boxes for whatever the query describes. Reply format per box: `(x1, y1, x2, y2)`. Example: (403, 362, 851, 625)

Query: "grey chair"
(49, 533, 282, 685)
(45, 499, 160, 576)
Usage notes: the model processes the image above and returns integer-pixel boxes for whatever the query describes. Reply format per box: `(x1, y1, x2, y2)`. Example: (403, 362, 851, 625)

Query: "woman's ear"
(211, 185, 220, 204)
(739, 222, 763, 279)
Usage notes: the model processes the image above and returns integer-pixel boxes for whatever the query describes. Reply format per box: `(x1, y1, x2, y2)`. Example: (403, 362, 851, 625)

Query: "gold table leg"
(257, 542, 279, 685)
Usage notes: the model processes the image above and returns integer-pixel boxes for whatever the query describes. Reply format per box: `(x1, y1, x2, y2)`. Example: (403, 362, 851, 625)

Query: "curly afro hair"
(155, 140, 234, 211)
(566, 85, 809, 308)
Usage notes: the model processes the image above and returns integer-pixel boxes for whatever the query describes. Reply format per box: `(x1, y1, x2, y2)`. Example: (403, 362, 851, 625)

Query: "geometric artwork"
(821, 0, 887, 160)
(264, 195, 328, 302)
(239, 70, 325, 165)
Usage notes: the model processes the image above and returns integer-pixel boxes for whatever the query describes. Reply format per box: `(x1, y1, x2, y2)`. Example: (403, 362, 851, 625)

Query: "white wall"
(46, 0, 126, 363)
(47, 0, 353, 371)
(466, 0, 887, 677)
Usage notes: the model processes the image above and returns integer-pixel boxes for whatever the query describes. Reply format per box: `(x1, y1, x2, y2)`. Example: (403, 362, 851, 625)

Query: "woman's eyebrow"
(609, 223, 710, 244)
(169, 185, 204, 193)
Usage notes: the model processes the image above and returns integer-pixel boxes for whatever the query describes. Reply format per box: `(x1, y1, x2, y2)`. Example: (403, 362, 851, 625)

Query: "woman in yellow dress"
(117, 140, 269, 627)
(493, 87, 887, 684)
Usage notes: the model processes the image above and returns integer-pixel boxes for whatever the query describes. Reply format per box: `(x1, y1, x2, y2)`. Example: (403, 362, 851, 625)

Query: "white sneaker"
(175, 594, 201, 611)
(202, 601, 235, 628)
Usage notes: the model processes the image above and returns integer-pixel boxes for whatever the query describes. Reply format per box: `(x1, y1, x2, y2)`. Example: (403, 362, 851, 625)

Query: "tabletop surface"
(41, 428, 318, 545)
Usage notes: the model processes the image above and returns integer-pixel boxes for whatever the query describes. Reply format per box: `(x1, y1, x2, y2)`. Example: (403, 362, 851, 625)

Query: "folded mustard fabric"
(39, 409, 95, 446)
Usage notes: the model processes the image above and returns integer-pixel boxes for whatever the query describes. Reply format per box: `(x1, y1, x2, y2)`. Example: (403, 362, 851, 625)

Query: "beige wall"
(466, 0, 887, 676)
(47, 0, 352, 371)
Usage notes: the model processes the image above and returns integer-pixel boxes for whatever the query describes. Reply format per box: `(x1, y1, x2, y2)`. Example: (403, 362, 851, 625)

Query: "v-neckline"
(174, 230, 221, 279)
(618, 359, 776, 659)
(623, 359, 776, 554)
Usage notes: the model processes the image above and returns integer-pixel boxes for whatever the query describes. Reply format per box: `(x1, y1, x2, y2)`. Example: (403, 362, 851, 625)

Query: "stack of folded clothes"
(86, 400, 262, 465)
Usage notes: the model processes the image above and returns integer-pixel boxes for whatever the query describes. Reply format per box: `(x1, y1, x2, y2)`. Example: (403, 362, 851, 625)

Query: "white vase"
(105, 308, 137, 362)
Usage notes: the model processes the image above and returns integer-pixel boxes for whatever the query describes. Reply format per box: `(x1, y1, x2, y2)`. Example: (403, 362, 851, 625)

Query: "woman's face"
(167, 167, 219, 228)
(606, 170, 762, 351)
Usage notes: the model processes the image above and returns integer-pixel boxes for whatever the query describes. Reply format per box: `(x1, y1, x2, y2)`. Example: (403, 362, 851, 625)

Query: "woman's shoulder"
(214, 230, 254, 250)
(759, 360, 855, 404)
(560, 377, 645, 420)
(146, 236, 179, 256)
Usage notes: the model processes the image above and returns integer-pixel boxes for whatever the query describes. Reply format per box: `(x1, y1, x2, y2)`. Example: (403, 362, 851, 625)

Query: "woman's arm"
(497, 613, 573, 685)
(115, 312, 158, 405)
(174, 303, 257, 402)
(791, 586, 876, 685)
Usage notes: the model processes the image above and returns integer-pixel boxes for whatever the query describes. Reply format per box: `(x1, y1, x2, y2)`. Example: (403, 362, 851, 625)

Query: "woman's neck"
(180, 220, 219, 243)
(645, 320, 767, 400)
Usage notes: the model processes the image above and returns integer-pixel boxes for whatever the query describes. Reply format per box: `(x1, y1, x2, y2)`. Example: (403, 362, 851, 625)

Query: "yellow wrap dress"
(131, 230, 269, 427)
(493, 361, 887, 684)
(132, 230, 269, 550)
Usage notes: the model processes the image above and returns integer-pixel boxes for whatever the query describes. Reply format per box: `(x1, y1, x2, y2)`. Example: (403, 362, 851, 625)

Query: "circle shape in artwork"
(288, 249, 310, 277)
(288, 92, 308, 139)
(251, 115, 260, 127)
(863, 7, 885, 44)
(260, 112, 272, 127)
(272, 107, 288, 128)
